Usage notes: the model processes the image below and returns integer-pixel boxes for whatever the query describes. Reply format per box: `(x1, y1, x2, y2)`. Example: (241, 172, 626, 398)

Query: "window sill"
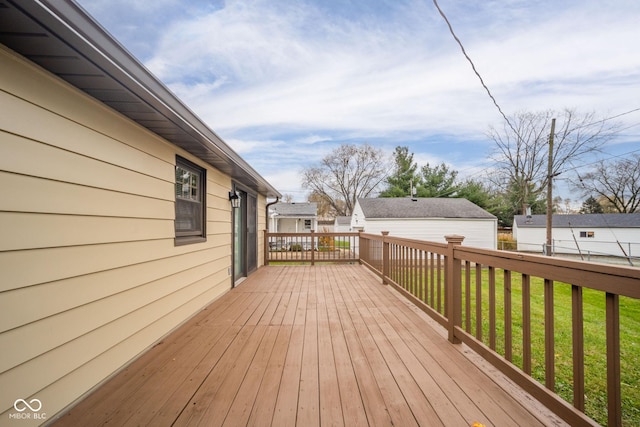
(174, 236, 207, 246)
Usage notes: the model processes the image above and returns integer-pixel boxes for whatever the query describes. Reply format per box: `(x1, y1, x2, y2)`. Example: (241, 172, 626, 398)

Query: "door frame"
(231, 183, 257, 287)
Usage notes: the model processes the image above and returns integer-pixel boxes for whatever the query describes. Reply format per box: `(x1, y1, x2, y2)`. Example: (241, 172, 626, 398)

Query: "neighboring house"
(513, 214, 640, 257)
(268, 202, 318, 232)
(351, 198, 497, 249)
(334, 216, 353, 233)
(0, 1, 280, 422)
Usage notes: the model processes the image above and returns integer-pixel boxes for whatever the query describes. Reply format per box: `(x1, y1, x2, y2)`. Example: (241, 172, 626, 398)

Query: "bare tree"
(488, 108, 619, 214)
(571, 154, 640, 213)
(301, 144, 389, 216)
(280, 193, 294, 203)
(307, 191, 340, 218)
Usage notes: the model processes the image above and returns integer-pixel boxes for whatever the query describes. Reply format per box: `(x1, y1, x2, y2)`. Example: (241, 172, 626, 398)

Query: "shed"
(334, 216, 353, 233)
(513, 214, 640, 258)
(0, 0, 280, 421)
(352, 198, 497, 249)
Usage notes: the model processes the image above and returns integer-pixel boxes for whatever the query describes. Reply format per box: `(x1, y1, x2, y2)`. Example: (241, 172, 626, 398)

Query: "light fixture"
(229, 190, 240, 209)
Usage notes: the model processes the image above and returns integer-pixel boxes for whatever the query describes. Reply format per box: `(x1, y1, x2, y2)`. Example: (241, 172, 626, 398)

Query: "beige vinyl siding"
(0, 46, 235, 421)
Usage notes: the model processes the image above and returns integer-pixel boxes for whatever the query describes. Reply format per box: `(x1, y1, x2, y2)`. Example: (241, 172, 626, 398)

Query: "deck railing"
(264, 230, 640, 426)
(359, 231, 640, 427)
(264, 230, 359, 264)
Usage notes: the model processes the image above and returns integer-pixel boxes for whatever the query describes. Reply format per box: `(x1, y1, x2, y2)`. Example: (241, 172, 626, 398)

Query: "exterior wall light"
(229, 190, 241, 208)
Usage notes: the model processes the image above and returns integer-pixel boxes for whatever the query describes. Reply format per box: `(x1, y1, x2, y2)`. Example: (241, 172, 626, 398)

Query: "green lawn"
(411, 268, 640, 426)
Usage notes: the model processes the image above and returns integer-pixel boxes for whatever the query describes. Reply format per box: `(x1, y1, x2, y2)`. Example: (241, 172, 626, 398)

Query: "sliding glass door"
(232, 188, 257, 285)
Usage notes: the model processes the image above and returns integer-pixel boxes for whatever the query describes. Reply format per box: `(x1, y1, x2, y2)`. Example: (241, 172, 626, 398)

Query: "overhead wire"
(431, 0, 519, 137)
(429, 0, 640, 201)
(431, 0, 640, 152)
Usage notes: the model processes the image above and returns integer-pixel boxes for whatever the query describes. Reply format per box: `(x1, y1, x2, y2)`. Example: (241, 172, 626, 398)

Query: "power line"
(566, 107, 640, 133)
(432, 0, 518, 137)
(432, 0, 640, 143)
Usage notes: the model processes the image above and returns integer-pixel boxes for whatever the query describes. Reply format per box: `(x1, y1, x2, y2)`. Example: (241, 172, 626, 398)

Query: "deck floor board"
(53, 265, 568, 426)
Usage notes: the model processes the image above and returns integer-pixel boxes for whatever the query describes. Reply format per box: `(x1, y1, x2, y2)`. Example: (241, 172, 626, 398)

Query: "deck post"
(382, 231, 390, 284)
(445, 235, 464, 344)
(264, 229, 269, 266)
(310, 230, 315, 265)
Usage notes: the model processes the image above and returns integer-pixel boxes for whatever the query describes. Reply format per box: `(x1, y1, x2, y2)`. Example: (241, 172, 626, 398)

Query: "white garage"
(351, 198, 497, 250)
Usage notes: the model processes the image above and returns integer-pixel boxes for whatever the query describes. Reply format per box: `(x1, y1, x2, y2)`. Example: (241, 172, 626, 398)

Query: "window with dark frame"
(175, 156, 206, 243)
(579, 231, 595, 238)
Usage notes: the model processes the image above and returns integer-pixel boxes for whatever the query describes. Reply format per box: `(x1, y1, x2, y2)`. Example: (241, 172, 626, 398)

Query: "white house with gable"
(268, 202, 318, 232)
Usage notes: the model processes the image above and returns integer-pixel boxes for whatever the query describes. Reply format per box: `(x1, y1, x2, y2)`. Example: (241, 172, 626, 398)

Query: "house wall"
(275, 218, 316, 233)
(334, 222, 351, 233)
(515, 225, 640, 257)
(0, 46, 243, 421)
(356, 217, 497, 250)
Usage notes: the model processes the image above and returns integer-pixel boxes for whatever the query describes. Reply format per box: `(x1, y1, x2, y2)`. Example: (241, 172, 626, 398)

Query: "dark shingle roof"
(357, 198, 495, 219)
(271, 202, 317, 217)
(335, 216, 352, 225)
(514, 214, 640, 228)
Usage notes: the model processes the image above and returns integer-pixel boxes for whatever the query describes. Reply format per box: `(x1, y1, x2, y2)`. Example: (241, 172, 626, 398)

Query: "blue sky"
(76, 0, 640, 202)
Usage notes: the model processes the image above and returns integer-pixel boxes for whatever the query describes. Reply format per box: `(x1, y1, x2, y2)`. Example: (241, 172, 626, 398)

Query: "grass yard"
(450, 268, 640, 426)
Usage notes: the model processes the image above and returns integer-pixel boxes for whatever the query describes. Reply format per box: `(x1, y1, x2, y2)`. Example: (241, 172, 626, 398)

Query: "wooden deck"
(53, 265, 568, 426)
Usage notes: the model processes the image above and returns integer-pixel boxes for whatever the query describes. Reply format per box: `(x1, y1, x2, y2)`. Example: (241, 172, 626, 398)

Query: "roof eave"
(2, 0, 281, 198)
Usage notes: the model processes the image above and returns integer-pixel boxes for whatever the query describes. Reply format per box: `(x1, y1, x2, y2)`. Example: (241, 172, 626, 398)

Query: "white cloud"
(77, 0, 640, 201)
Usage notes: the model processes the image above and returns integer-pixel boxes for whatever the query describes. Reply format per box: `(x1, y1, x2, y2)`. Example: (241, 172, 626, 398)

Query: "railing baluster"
(572, 284, 585, 412)
(430, 252, 435, 307)
(412, 248, 417, 296)
(403, 246, 408, 291)
(606, 292, 622, 427)
(489, 266, 496, 351)
(419, 250, 424, 302)
(407, 248, 414, 295)
(437, 254, 442, 314)
(475, 263, 482, 340)
(504, 269, 512, 362)
(522, 274, 532, 375)
(545, 278, 555, 391)
(465, 260, 471, 333)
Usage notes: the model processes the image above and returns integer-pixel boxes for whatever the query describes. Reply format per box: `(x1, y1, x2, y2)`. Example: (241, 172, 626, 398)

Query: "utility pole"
(545, 118, 556, 256)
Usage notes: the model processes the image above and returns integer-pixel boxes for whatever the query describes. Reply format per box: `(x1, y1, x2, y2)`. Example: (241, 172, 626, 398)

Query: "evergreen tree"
(580, 196, 604, 214)
(379, 146, 420, 197)
(417, 162, 458, 197)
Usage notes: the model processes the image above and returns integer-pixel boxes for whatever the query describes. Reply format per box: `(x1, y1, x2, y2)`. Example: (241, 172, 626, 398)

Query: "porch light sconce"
(229, 190, 240, 209)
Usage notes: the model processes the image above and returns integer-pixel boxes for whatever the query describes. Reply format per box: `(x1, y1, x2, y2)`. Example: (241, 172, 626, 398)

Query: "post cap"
(445, 235, 465, 244)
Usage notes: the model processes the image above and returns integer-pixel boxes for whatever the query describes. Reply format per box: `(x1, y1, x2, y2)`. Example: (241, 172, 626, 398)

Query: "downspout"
(265, 197, 280, 232)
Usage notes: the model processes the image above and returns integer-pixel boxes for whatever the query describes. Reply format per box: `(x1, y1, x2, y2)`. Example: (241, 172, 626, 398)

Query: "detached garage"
(351, 198, 497, 249)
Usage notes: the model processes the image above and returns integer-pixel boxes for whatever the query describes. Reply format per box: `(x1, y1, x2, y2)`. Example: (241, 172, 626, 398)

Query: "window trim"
(175, 156, 206, 245)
